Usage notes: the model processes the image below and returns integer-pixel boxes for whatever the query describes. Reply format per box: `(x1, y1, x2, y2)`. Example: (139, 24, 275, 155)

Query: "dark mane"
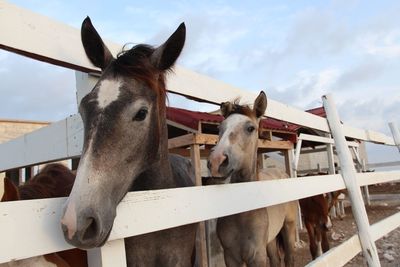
(225, 99, 255, 119)
(114, 44, 167, 107)
(18, 163, 75, 200)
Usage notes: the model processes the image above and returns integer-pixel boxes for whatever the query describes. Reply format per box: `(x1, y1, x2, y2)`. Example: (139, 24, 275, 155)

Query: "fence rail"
(1, 1, 400, 266)
(1, 171, 399, 264)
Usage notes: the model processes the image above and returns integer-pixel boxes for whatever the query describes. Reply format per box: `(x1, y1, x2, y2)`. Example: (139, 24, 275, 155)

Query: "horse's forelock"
(225, 102, 256, 120)
(115, 44, 167, 108)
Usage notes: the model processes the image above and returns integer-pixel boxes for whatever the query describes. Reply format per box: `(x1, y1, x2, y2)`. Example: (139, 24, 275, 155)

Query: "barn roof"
(166, 106, 326, 133)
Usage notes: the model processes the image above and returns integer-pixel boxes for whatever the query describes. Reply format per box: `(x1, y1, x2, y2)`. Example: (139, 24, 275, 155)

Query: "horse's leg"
(267, 239, 281, 267)
(281, 220, 296, 267)
(305, 221, 317, 260)
(315, 225, 323, 258)
(321, 229, 330, 253)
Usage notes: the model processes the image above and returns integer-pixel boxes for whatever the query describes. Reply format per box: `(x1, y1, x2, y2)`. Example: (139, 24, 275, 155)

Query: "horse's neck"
(232, 152, 258, 183)
(131, 107, 177, 190)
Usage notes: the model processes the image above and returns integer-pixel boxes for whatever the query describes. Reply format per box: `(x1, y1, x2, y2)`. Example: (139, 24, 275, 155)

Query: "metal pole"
(389, 122, 400, 153)
(322, 94, 380, 267)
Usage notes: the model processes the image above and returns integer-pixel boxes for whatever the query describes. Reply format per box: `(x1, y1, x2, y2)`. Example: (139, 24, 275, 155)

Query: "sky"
(0, 0, 399, 164)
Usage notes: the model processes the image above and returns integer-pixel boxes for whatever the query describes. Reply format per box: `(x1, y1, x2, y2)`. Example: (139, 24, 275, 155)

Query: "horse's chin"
(203, 170, 234, 185)
(62, 223, 113, 249)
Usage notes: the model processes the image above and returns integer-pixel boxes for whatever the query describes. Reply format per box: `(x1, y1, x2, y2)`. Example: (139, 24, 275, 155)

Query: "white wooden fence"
(1, 1, 399, 266)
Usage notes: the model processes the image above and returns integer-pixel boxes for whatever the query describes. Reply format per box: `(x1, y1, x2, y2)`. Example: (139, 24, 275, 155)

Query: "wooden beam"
(308, 211, 400, 267)
(168, 134, 196, 149)
(322, 94, 380, 267)
(1, 171, 399, 264)
(169, 148, 210, 158)
(190, 145, 208, 267)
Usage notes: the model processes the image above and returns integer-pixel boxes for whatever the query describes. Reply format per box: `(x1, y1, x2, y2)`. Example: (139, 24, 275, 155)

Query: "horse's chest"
(217, 209, 268, 247)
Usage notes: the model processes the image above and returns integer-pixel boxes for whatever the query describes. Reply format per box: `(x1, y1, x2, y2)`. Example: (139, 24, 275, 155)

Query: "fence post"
(322, 94, 380, 267)
(87, 239, 127, 267)
(389, 122, 400, 153)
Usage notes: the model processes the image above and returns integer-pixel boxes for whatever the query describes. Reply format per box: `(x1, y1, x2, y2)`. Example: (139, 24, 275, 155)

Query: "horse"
(206, 91, 298, 267)
(299, 193, 331, 260)
(0, 163, 87, 267)
(60, 17, 197, 266)
(299, 173, 346, 260)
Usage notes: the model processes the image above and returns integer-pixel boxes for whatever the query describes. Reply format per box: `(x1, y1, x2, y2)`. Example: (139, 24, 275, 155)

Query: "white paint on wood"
(0, 115, 83, 171)
(307, 211, 400, 267)
(75, 72, 99, 105)
(87, 239, 127, 267)
(1, 171, 399, 264)
(322, 94, 380, 267)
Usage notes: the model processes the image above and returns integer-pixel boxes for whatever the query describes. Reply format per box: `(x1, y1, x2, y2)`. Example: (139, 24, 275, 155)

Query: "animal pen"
(1, 2, 400, 267)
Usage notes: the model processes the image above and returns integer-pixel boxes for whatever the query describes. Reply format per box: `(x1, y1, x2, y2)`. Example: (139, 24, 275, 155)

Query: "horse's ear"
(1, 178, 19, 201)
(253, 91, 267, 118)
(81, 16, 113, 70)
(150, 23, 186, 71)
(220, 101, 233, 118)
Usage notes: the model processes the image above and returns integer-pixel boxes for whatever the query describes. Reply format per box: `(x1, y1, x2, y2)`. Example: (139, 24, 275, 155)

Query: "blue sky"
(1, 0, 399, 163)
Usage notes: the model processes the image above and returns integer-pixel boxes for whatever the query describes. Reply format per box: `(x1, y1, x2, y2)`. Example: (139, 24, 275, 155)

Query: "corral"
(1, 2, 400, 267)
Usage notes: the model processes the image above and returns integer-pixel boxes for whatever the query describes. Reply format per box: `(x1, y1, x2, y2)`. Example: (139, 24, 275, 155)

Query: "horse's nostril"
(81, 217, 99, 242)
(221, 154, 229, 167)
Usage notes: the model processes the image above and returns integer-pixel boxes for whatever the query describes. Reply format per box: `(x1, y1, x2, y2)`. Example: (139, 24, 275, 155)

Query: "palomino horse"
(0, 163, 87, 267)
(207, 92, 298, 267)
(60, 18, 197, 266)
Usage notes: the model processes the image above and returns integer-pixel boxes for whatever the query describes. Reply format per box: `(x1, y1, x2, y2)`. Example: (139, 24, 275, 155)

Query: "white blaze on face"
(217, 114, 249, 150)
(96, 79, 122, 109)
(61, 143, 95, 239)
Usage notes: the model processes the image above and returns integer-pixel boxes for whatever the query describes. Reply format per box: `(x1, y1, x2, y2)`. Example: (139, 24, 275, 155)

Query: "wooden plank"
(0, 1, 395, 145)
(190, 144, 208, 267)
(309, 211, 400, 267)
(299, 133, 334, 144)
(0, 174, 343, 263)
(87, 239, 127, 267)
(0, 115, 83, 171)
(169, 148, 210, 158)
(167, 134, 196, 149)
(0, 171, 399, 263)
(367, 161, 400, 169)
(0, 124, 292, 171)
(322, 94, 380, 266)
(357, 171, 400, 186)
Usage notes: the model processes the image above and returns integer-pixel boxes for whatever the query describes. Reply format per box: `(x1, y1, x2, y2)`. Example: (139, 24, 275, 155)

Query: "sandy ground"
(295, 183, 400, 267)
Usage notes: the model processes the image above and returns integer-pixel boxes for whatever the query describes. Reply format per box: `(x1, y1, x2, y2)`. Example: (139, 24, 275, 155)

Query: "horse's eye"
(247, 126, 255, 133)
(133, 108, 148, 121)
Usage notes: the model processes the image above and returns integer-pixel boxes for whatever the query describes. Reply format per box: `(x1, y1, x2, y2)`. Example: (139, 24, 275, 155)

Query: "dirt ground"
(295, 182, 400, 266)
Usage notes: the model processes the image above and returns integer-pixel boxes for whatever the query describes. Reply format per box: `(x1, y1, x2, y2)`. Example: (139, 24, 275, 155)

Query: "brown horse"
(207, 92, 298, 267)
(299, 194, 331, 260)
(1, 163, 87, 267)
(60, 17, 197, 266)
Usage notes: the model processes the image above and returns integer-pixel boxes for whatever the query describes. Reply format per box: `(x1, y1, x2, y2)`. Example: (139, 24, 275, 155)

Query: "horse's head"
(208, 91, 267, 183)
(61, 17, 186, 248)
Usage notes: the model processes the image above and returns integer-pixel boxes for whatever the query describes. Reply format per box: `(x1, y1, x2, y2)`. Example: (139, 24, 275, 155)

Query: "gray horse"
(207, 92, 298, 267)
(60, 17, 197, 266)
